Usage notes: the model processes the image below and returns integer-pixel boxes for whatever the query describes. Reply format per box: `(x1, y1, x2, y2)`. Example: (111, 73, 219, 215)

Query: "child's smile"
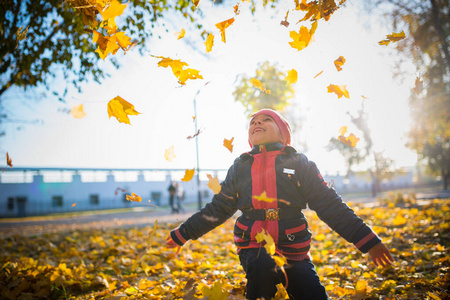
(249, 114, 283, 146)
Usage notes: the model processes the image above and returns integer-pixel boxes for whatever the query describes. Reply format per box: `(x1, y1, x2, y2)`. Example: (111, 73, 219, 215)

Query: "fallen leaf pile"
(1, 196, 448, 299)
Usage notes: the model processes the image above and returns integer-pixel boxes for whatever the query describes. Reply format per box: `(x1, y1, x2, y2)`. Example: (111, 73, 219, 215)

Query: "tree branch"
(429, 0, 450, 72)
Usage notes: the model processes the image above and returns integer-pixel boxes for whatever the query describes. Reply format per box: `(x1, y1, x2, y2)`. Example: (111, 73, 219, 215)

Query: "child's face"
(248, 114, 283, 146)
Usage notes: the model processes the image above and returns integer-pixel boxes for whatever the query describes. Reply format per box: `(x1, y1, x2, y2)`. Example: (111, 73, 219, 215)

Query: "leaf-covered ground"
(1, 195, 449, 299)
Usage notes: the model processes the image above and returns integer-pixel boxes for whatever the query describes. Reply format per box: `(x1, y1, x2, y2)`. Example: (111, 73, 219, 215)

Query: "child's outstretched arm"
(368, 242, 394, 267)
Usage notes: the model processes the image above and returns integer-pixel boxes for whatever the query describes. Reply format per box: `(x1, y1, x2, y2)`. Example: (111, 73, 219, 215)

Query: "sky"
(1, 1, 419, 179)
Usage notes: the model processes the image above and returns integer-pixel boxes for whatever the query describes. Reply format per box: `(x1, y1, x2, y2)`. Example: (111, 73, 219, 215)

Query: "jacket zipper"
(260, 145, 266, 203)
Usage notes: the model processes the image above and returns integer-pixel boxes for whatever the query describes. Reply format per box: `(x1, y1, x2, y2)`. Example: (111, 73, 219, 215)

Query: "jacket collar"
(250, 142, 285, 154)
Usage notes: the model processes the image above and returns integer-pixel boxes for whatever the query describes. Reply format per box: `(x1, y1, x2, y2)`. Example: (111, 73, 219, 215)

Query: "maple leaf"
(100, 0, 127, 21)
(223, 137, 234, 153)
(205, 33, 214, 53)
(233, 3, 240, 15)
(202, 281, 229, 300)
(413, 77, 423, 95)
(193, 0, 200, 8)
(126, 192, 142, 202)
(253, 191, 277, 203)
(285, 69, 298, 85)
(255, 229, 276, 255)
(72, 203, 77, 207)
(296, 0, 346, 22)
(207, 174, 222, 194)
(378, 30, 406, 46)
(70, 104, 87, 119)
(289, 21, 317, 51)
(154, 56, 203, 85)
(327, 84, 349, 99)
(338, 126, 348, 136)
(187, 129, 202, 140)
(273, 255, 287, 267)
(250, 78, 271, 94)
(114, 187, 127, 196)
(164, 145, 176, 162)
(334, 56, 345, 71)
(215, 17, 235, 43)
(181, 169, 195, 182)
(15, 25, 29, 49)
(281, 10, 289, 27)
(337, 126, 360, 147)
(175, 28, 185, 40)
(107, 96, 141, 125)
(114, 32, 132, 50)
(6, 152, 13, 168)
(314, 70, 323, 78)
(178, 68, 203, 85)
(93, 30, 122, 60)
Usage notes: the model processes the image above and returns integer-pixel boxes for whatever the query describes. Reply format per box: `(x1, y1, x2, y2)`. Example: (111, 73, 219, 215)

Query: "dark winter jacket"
(170, 143, 381, 259)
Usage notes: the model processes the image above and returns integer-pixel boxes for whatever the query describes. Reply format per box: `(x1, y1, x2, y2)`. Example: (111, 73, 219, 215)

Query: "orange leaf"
(338, 126, 360, 147)
(378, 30, 405, 46)
(223, 137, 234, 153)
(250, 78, 271, 94)
(100, 0, 127, 21)
(175, 28, 185, 40)
(70, 104, 86, 119)
(334, 56, 345, 72)
(107, 96, 141, 125)
(72, 203, 77, 207)
(181, 169, 195, 182)
(207, 174, 222, 194)
(114, 32, 132, 50)
(154, 56, 203, 85)
(164, 145, 176, 162)
(314, 70, 323, 78)
(193, 0, 200, 8)
(280, 10, 289, 27)
(205, 33, 214, 53)
(233, 3, 240, 14)
(6, 152, 13, 168)
(285, 69, 298, 85)
(327, 84, 349, 99)
(126, 192, 142, 202)
(413, 77, 423, 95)
(215, 17, 235, 43)
(114, 187, 127, 196)
(289, 21, 317, 51)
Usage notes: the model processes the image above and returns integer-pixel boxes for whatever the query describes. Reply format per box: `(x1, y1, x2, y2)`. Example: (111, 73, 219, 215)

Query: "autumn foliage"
(1, 196, 448, 299)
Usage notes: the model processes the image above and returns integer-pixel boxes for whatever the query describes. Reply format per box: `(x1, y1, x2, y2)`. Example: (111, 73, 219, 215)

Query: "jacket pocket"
(233, 217, 253, 246)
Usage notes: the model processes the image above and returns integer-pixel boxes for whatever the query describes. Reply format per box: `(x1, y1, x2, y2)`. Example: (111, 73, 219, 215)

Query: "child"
(166, 109, 394, 299)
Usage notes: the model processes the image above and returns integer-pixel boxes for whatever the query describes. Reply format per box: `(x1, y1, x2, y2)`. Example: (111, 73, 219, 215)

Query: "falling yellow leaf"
(314, 70, 323, 78)
(215, 17, 235, 43)
(107, 96, 141, 125)
(100, 0, 127, 21)
(250, 78, 271, 94)
(338, 126, 348, 136)
(72, 203, 76, 207)
(334, 56, 345, 71)
(181, 169, 195, 182)
(223, 137, 234, 153)
(126, 193, 142, 202)
(175, 28, 185, 40)
(327, 84, 349, 99)
(255, 229, 276, 255)
(361, 95, 368, 99)
(285, 69, 298, 85)
(193, 0, 200, 8)
(70, 104, 87, 119)
(289, 21, 317, 51)
(413, 77, 423, 95)
(93, 30, 120, 60)
(378, 30, 406, 46)
(205, 33, 214, 53)
(114, 32, 132, 50)
(253, 191, 276, 203)
(164, 145, 176, 162)
(273, 255, 287, 267)
(338, 126, 360, 148)
(154, 56, 203, 85)
(6, 152, 13, 168)
(207, 174, 222, 194)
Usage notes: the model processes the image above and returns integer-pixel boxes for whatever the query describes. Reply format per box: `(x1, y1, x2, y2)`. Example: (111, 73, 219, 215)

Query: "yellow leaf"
(273, 255, 287, 267)
(164, 145, 176, 162)
(202, 281, 229, 300)
(207, 174, 222, 194)
(72, 202, 76, 207)
(6, 152, 13, 168)
(100, 0, 127, 21)
(126, 193, 142, 202)
(154, 56, 202, 85)
(215, 17, 235, 43)
(314, 70, 323, 78)
(70, 104, 87, 119)
(177, 68, 203, 85)
(334, 56, 345, 71)
(110, 262, 121, 276)
(141, 260, 151, 276)
(378, 39, 391, 46)
(255, 229, 276, 255)
(338, 132, 360, 147)
(253, 191, 277, 203)
(175, 28, 185, 40)
(392, 213, 407, 226)
(193, 0, 200, 8)
(355, 279, 368, 295)
(181, 169, 195, 182)
(250, 78, 271, 94)
(223, 137, 234, 153)
(338, 126, 348, 136)
(205, 33, 214, 53)
(378, 30, 406, 46)
(327, 84, 349, 99)
(107, 96, 141, 125)
(289, 21, 317, 51)
(413, 77, 423, 95)
(315, 233, 326, 241)
(114, 32, 131, 50)
(285, 69, 298, 85)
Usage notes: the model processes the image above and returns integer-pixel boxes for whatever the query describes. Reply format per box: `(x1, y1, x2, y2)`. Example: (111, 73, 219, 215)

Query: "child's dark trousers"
(239, 248, 329, 300)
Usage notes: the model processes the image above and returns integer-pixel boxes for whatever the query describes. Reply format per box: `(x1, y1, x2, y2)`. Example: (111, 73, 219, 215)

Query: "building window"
(52, 196, 63, 207)
(7, 197, 14, 210)
(151, 192, 161, 205)
(90, 194, 99, 205)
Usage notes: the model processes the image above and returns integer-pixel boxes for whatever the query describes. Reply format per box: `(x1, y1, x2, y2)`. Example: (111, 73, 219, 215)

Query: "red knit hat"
(249, 109, 292, 147)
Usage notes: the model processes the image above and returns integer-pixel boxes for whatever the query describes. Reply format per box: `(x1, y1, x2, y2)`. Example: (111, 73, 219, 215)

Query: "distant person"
(176, 182, 185, 213)
(168, 181, 178, 214)
(166, 109, 394, 299)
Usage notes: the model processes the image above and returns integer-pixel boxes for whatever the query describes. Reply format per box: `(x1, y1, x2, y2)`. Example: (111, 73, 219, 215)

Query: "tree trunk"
(430, 0, 450, 71)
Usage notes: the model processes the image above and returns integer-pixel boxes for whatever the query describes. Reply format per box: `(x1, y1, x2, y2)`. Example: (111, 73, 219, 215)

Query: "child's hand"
(165, 236, 181, 255)
(368, 242, 394, 267)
